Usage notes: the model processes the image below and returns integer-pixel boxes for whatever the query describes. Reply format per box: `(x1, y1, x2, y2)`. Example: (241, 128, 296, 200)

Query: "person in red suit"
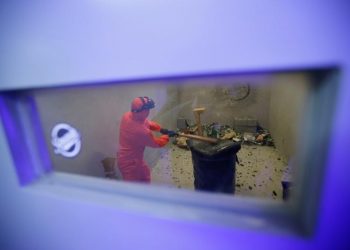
(117, 96, 169, 183)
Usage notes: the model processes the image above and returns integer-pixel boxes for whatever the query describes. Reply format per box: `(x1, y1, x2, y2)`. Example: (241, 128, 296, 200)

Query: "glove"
(156, 134, 169, 147)
(148, 121, 161, 131)
(160, 128, 178, 137)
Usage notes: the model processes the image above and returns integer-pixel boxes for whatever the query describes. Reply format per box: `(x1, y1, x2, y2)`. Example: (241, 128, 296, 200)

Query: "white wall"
(33, 82, 176, 177)
(1, 1, 350, 250)
(33, 72, 308, 178)
(269, 73, 312, 159)
(176, 74, 272, 128)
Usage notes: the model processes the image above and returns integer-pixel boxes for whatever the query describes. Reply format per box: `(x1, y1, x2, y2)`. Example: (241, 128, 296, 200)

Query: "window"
(0, 67, 339, 235)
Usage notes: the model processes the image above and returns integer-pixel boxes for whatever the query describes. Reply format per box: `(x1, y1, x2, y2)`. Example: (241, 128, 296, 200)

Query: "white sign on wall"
(51, 123, 81, 158)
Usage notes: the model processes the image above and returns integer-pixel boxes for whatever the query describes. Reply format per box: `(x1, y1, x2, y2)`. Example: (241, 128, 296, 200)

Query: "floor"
(151, 143, 288, 201)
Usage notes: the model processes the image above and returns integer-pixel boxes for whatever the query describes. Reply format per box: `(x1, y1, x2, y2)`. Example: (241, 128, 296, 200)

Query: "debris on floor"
(154, 117, 286, 200)
(152, 142, 287, 200)
(174, 136, 188, 149)
(172, 121, 275, 148)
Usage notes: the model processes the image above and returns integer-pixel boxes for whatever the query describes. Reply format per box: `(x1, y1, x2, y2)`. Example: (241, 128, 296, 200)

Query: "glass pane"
(30, 70, 318, 202)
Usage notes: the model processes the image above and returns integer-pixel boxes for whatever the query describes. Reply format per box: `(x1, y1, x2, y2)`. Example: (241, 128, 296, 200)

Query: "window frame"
(0, 67, 340, 236)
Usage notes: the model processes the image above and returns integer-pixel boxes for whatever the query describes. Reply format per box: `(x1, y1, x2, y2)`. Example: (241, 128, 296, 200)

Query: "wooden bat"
(178, 133, 219, 144)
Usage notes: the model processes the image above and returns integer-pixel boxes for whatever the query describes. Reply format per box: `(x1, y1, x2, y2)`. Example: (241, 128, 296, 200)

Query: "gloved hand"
(156, 134, 169, 147)
(160, 128, 178, 137)
(148, 121, 161, 131)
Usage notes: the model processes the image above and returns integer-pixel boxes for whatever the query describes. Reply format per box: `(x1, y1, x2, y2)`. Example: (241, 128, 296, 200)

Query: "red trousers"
(117, 158, 151, 183)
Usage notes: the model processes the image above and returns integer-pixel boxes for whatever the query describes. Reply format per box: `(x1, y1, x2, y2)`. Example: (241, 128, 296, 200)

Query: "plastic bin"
(187, 139, 241, 194)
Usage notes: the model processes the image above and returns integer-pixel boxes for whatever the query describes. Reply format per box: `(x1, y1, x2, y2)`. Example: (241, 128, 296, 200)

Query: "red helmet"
(131, 96, 155, 113)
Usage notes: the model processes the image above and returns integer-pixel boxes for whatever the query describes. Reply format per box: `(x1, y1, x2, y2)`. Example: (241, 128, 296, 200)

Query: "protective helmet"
(131, 96, 155, 113)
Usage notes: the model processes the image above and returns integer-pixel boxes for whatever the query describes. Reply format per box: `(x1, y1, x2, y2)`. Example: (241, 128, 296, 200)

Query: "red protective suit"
(117, 109, 169, 182)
